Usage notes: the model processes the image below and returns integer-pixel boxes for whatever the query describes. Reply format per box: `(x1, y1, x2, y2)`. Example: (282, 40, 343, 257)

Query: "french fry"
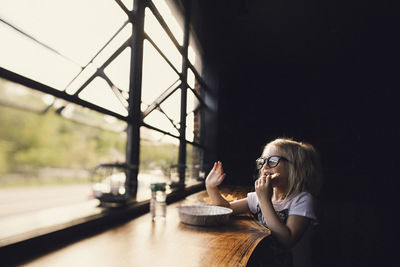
(270, 173, 280, 178)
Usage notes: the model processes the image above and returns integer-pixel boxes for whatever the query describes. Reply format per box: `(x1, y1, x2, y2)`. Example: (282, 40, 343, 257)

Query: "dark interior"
(192, 0, 396, 266)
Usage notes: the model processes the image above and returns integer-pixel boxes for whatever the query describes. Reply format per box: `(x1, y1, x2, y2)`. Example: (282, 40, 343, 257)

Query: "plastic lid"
(151, 182, 166, 192)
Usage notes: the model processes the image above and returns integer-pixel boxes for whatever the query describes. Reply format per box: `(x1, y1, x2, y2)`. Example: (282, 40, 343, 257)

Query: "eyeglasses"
(256, 155, 288, 169)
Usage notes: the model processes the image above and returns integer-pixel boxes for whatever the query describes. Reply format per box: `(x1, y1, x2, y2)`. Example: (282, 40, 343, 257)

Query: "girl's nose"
(262, 163, 270, 170)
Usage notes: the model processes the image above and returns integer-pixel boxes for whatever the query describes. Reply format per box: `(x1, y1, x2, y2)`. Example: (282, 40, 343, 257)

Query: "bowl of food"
(178, 205, 233, 226)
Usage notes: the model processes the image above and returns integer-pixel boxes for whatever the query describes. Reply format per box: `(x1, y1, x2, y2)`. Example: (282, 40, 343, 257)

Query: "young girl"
(205, 138, 323, 267)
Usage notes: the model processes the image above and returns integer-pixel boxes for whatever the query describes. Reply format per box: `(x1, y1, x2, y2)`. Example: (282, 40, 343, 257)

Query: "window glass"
(0, 78, 50, 112)
(144, 7, 182, 71)
(143, 109, 180, 136)
(0, 0, 127, 66)
(185, 143, 205, 185)
(138, 127, 178, 201)
(0, 0, 206, 244)
(104, 47, 131, 93)
(189, 31, 203, 75)
(151, 0, 184, 46)
(141, 40, 179, 107)
(0, 0, 127, 92)
(186, 88, 201, 143)
(92, 23, 132, 69)
(186, 73, 200, 114)
(0, 78, 126, 214)
(121, 0, 134, 11)
(186, 110, 201, 143)
(0, 22, 81, 90)
(65, 63, 98, 95)
(78, 76, 128, 116)
(58, 102, 128, 133)
(186, 112, 195, 142)
(159, 89, 181, 126)
(66, 23, 132, 95)
(187, 67, 196, 89)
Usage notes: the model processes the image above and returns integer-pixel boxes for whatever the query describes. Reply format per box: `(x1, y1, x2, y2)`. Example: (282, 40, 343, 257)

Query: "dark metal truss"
(0, 0, 207, 195)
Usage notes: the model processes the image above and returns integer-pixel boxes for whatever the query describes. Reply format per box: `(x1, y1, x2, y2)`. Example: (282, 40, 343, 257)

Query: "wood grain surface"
(23, 187, 270, 267)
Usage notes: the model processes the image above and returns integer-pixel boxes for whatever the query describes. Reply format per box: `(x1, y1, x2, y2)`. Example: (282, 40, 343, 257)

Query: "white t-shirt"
(247, 191, 318, 267)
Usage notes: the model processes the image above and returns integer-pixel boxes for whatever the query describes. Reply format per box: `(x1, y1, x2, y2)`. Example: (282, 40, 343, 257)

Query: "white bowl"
(178, 205, 233, 226)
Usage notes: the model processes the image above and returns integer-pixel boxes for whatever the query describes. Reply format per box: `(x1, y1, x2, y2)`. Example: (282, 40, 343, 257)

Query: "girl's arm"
(205, 161, 250, 214)
(255, 175, 310, 248)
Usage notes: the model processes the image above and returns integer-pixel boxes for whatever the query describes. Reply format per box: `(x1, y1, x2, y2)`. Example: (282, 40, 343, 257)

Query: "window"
(0, 0, 207, 244)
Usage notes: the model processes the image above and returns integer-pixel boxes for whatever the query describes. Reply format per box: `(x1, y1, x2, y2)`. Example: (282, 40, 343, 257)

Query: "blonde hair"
(264, 138, 323, 199)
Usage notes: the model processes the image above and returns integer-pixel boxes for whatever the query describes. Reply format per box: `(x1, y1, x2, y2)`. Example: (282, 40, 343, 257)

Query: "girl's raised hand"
(205, 161, 226, 189)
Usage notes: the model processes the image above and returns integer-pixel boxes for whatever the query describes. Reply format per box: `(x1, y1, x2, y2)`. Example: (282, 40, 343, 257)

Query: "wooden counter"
(23, 187, 270, 267)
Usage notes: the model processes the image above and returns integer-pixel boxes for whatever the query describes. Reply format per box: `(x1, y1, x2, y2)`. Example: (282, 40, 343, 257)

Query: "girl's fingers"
(211, 162, 217, 171)
(217, 161, 223, 170)
(255, 176, 269, 188)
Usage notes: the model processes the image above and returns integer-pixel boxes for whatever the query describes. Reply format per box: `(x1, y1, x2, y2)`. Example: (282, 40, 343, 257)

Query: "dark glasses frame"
(256, 155, 289, 169)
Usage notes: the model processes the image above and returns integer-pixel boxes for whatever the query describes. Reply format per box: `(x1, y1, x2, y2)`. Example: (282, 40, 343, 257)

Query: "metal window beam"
(156, 105, 180, 133)
(114, 0, 134, 20)
(1, 0, 205, 196)
(187, 85, 206, 109)
(174, 0, 191, 188)
(141, 79, 181, 118)
(73, 37, 131, 96)
(0, 17, 81, 67)
(187, 61, 208, 92)
(146, 0, 183, 56)
(145, 1, 209, 106)
(64, 20, 130, 92)
(125, 0, 146, 199)
(146, 0, 208, 101)
(101, 71, 129, 108)
(0, 67, 128, 121)
(141, 121, 204, 149)
(144, 33, 181, 78)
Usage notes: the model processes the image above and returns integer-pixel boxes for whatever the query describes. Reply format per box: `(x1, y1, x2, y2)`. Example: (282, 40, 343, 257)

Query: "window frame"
(0, 1, 216, 261)
(0, 0, 208, 198)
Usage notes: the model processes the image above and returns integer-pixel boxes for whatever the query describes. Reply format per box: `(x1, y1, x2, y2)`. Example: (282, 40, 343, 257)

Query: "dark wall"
(192, 0, 397, 266)
(213, 0, 397, 189)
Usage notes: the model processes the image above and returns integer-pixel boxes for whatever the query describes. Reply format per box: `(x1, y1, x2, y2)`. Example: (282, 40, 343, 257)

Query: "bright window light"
(141, 39, 180, 107)
(144, 7, 182, 71)
(0, 0, 127, 89)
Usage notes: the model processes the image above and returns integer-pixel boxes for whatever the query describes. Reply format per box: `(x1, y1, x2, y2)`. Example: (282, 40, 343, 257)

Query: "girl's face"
(261, 145, 289, 188)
